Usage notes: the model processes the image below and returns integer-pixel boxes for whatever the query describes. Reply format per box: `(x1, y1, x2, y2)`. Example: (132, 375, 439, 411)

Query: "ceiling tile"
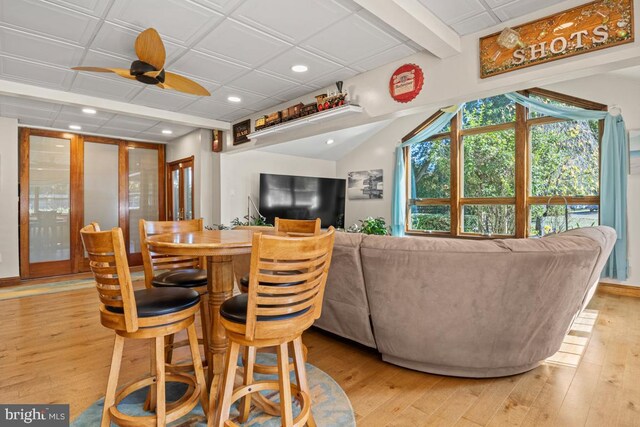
(227, 70, 299, 98)
(79, 49, 132, 69)
(352, 44, 416, 72)
(190, 0, 244, 14)
(144, 122, 196, 138)
(0, 27, 85, 68)
(195, 19, 290, 68)
(259, 47, 342, 85)
(0, 0, 100, 45)
(131, 87, 199, 111)
(55, 105, 115, 126)
(221, 108, 253, 122)
(171, 51, 249, 85)
(208, 85, 266, 107)
(0, 96, 62, 113)
(180, 98, 239, 118)
(71, 72, 143, 101)
(97, 127, 146, 139)
(46, 0, 112, 17)
(307, 67, 359, 89)
(483, 0, 517, 6)
(90, 22, 186, 65)
(450, 12, 498, 35)
(0, 97, 61, 121)
(242, 97, 285, 113)
(101, 115, 159, 132)
(51, 120, 102, 133)
(418, 0, 486, 24)
(231, 0, 351, 44)
(270, 85, 319, 103)
(135, 131, 176, 142)
(106, 0, 224, 45)
(302, 13, 400, 65)
(0, 56, 75, 90)
(493, 0, 560, 22)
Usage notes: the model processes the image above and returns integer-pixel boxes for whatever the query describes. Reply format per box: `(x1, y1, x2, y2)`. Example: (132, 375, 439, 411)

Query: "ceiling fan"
(72, 28, 210, 96)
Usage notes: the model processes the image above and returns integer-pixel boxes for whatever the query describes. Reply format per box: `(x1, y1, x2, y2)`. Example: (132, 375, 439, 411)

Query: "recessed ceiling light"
(69, 124, 82, 130)
(227, 96, 242, 103)
(162, 129, 173, 135)
(326, 139, 335, 145)
(291, 65, 308, 73)
(82, 107, 97, 115)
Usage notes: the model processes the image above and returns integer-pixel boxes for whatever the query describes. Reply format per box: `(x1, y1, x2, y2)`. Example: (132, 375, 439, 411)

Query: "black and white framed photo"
(348, 169, 383, 200)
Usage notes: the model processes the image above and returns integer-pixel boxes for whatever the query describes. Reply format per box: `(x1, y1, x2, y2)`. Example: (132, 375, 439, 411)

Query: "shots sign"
(479, 0, 633, 79)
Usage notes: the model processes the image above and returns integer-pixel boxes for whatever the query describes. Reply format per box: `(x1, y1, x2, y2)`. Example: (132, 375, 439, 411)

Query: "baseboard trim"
(598, 282, 640, 298)
(0, 276, 20, 288)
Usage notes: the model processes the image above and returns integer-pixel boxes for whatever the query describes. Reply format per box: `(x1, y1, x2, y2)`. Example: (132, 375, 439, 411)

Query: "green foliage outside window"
(409, 93, 600, 236)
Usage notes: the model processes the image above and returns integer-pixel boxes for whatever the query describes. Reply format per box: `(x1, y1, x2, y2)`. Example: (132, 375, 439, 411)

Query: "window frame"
(404, 88, 605, 238)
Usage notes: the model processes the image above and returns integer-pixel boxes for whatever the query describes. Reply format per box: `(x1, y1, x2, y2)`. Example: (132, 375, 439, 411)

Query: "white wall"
(0, 117, 19, 278)
(219, 151, 336, 226)
(166, 129, 220, 225)
(337, 114, 426, 227)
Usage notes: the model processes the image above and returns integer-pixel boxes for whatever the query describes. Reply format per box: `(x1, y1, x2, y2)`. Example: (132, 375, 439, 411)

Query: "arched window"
(404, 88, 604, 238)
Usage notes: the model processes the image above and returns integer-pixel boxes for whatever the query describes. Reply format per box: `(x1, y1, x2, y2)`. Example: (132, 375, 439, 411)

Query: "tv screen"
(259, 173, 346, 228)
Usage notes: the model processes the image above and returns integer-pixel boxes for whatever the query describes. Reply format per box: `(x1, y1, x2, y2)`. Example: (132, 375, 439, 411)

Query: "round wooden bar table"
(145, 229, 253, 415)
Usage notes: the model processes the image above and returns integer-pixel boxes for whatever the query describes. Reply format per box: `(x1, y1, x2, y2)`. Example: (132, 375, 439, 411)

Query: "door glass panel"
(84, 142, 119, 231)
(172, 168, 180, 220)
(184, 166, 193, 220)
(29, 136, 70, 262)
(129, 148, 159, 253)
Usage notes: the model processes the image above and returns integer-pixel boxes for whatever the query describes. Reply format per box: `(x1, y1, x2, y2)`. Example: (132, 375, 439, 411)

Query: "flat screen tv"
(259, 173, 346, 228)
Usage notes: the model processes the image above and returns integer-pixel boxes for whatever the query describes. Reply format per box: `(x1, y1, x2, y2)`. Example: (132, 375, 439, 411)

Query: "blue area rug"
(72, 355, 355, 426)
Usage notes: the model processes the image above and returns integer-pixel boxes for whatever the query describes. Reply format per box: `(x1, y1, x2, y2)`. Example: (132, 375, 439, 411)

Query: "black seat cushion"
(220, 293, 310, 324)
(152, 268, 207, 288)
(239, 270, 303, 289)
(106, 287, 200, 317)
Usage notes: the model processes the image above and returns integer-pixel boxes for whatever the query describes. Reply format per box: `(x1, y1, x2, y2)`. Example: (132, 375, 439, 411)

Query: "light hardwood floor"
(1, 285, 639, 426)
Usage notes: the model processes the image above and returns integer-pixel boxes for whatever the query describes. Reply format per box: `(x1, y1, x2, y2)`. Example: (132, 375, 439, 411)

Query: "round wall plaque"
(389, 63, 424, 103)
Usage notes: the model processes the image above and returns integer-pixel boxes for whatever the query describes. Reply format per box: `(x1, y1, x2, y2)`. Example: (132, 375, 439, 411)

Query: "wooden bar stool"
(81, 223, 208, 427)
(214, 227, 335, 427)
(140, 219, 210, 374)
(237, 218, 320, 378)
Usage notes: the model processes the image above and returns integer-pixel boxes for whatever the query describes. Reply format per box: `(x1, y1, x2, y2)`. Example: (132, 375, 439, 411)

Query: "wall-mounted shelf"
(247, 104, 363, 140)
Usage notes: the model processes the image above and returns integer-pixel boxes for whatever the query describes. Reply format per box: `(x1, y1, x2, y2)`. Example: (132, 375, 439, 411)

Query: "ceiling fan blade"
(135, 28, 166, 71)
(72, 66, 135, 80)
(163, 72, 210, 96)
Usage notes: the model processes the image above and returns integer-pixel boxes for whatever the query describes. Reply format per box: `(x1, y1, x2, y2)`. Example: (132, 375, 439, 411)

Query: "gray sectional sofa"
(314, 226, 616, 377)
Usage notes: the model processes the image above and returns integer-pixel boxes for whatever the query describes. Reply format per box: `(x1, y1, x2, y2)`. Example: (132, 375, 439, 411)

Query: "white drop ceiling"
(0, 0, 422, 140)
(0, 0, 565, 142)
(418, 0, 562, 36)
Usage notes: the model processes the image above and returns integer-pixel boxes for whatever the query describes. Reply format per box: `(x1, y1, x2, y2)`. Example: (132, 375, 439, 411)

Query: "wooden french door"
(19, 129, 165, 278)
(167, 156, 194, 221)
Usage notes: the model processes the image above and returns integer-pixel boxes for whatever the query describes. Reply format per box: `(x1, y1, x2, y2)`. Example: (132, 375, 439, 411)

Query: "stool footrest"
(109, 373, 200, 427)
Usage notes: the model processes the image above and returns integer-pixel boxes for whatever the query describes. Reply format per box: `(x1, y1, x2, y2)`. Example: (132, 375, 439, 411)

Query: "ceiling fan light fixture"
(291, 64, 308, 73)
(227, 96, 242, 103)
(69, 124, 82, 130)
(82, 107, 97, 115)
(162, 129, 173, 135)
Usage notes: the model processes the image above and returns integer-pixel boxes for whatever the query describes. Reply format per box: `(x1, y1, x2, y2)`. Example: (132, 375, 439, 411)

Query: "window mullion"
(451, 111, 461, 236)
(515, 102, 527, 238)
